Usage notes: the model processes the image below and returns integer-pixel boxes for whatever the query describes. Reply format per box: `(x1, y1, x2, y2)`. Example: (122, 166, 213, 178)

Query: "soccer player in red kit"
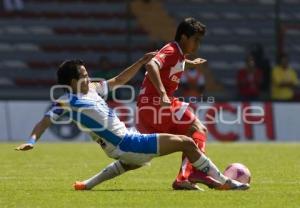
(136, 18, 221, 190)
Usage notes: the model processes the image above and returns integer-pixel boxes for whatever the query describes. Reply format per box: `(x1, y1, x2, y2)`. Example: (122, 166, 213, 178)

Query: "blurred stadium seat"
(0, 0, 152, 90)
(0, 0, 299, 99)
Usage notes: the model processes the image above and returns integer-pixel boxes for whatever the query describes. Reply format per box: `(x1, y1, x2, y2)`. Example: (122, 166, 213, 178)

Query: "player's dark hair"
(57, 59, 84, 86)
(175, 17, 206, 42)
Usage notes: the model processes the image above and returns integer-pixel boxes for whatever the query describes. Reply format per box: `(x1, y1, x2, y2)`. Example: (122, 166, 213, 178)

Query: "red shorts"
(136, 98, 196, 135)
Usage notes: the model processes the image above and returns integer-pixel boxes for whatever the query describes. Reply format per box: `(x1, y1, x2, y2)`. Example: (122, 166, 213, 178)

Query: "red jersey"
(136, 42, 196, 136)
(138, 42, 185, 99)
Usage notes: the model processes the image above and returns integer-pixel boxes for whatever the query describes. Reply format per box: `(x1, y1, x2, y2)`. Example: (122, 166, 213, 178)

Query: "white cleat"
(216, 179, 250, 191)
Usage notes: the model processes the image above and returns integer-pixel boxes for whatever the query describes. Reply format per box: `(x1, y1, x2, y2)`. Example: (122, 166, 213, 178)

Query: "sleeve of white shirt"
(45, 102, 66, 121)
(96, 80, 109, 97)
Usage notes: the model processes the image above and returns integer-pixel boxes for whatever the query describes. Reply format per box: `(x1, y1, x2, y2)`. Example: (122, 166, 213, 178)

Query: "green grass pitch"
(1, 142, 299, 208)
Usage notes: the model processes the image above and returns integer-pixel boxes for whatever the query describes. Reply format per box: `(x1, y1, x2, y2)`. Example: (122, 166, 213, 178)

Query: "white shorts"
(104, 133, 160, 166)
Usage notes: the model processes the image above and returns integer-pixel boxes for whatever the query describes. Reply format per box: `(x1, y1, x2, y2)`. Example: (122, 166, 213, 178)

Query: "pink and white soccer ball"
(223, 163, 251, 184)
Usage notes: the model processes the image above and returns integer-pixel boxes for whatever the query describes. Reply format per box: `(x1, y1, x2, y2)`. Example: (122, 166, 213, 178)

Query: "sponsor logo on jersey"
(171, 75, 181, 83)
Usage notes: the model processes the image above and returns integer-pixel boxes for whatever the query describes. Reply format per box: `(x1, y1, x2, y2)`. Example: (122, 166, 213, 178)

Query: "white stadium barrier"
(0, 101, 299, 142)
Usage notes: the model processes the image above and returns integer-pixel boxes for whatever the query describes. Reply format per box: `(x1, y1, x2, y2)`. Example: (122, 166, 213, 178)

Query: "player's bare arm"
(15, 116, 52, 151)
(145, 60, 171, 106)
(107, 52, 156, 89)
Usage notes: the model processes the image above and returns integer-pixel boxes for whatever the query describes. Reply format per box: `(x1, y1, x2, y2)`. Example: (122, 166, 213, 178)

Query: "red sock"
(175, 157, 193, 181)
(175, 131, 207, 182)
(192, 131, 206, 153)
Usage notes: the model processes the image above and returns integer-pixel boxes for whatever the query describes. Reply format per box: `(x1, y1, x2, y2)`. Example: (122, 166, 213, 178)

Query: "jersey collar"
(174, 41, 184, 56)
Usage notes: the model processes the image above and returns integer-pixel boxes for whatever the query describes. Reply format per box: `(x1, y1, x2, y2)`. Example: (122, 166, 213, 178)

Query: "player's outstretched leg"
(158, 134, 250, 191)
(74, 161, 141, 190)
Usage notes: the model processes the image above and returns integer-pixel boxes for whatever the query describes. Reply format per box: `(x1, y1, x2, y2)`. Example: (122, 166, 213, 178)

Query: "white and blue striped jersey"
(45, 81, 127, 149)
(46, 80, 159, 165)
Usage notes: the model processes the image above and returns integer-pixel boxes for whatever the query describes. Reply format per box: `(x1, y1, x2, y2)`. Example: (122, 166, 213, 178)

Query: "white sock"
(192, 155, 227, 185)
(83, 161, 125, 189)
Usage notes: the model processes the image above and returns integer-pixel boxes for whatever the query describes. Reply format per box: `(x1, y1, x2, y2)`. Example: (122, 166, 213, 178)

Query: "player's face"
(184, 33, 202, 54)
(77, 66, 90, 94)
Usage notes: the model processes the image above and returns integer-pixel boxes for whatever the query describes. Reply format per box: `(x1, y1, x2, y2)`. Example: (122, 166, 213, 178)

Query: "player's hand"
(160, 93, 171, 107)
(189, 58, 207, 66)
(140, 52, 157, 64)
(15, 143, 34, 151)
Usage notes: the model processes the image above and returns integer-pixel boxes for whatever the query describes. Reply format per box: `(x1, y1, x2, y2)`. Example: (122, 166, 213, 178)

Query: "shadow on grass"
(75, 189, 175, 192)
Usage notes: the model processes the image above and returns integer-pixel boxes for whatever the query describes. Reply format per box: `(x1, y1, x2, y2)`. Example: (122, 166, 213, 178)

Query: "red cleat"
(172, 180, 204, 191)
(188, 170, 222, 189)
(73, 181, 87, 191)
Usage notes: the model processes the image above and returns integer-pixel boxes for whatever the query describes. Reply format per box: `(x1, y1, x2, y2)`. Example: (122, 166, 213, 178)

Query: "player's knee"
(179, 135, 197, 152)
